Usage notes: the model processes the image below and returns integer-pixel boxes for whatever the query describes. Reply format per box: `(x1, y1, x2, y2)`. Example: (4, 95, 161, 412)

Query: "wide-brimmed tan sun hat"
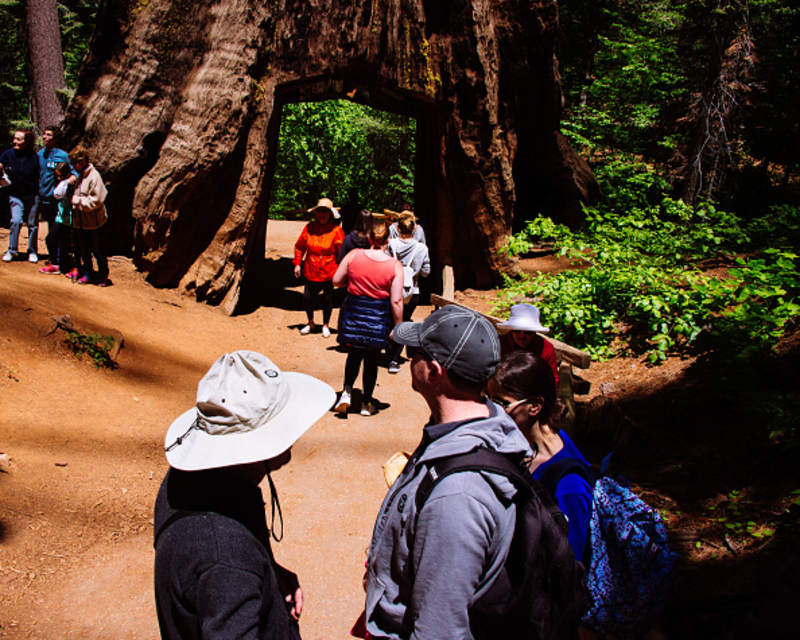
(309, 197, 340, 219)
(164, 350, 335, 471)
(496, 303, 550, 333)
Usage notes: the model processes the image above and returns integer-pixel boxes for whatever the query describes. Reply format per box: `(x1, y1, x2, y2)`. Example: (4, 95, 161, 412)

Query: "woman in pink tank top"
(332, 221, 403, 417)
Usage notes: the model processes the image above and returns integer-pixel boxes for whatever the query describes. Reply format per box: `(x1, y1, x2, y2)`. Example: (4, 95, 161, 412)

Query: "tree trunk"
(578, 0, 603, 108)
(678, 0, 754, 206)
(25, 0, 66, 129)
(64, 0, 598, 313)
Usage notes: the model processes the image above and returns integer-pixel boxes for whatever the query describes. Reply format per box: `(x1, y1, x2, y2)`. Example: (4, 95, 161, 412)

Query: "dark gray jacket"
(154, 468, 300, 640)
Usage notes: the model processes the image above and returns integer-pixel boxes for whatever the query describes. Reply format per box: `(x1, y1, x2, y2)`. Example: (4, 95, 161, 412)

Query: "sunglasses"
(481, 390, 530, 413)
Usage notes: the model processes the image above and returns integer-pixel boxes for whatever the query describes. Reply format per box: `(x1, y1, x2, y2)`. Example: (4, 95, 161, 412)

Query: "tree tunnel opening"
(237, 86, 442, 315)
(266, 99, 418, 225)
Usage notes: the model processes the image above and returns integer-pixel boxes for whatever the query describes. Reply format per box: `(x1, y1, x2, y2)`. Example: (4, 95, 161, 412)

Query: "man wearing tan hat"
(154, 351, 335, 639)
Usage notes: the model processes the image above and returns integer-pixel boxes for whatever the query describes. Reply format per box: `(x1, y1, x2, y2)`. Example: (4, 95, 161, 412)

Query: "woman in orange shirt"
(293, 198, 345, 337)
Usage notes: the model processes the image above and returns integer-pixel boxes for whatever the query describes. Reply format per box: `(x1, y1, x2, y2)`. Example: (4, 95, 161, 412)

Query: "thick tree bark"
(25, 0, 66, 129)
(64, 0, 598, 313)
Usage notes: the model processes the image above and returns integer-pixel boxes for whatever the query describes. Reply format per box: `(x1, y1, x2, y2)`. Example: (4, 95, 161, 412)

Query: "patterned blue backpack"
(540, 455, 679, 639)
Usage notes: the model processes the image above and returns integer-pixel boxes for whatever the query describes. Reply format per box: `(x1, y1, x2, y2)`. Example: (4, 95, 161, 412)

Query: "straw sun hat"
(309, 197, 341, 219)
(164, 351, 335, 471)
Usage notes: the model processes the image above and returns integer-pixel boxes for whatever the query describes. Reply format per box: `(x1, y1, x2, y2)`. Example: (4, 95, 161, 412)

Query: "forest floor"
(1, 220, 798, 639)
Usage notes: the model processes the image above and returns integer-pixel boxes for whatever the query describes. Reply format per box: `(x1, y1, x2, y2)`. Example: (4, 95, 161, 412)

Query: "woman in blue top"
(486, 350, 593, 564)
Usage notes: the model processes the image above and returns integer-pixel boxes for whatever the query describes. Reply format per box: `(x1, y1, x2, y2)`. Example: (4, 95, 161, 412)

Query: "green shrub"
(64, 332, 118, 369)
(497, 163, 798, 363)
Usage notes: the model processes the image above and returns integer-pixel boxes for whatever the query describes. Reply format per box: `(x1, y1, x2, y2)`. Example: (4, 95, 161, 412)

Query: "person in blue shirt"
(1, 129, 40, 262)
(37, 126, 74, 272)
(486, 350, 593, 564)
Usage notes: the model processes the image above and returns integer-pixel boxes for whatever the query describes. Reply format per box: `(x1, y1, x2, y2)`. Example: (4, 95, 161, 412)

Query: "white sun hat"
(164, 351, 335, 471)
(495, 303, 550, 334)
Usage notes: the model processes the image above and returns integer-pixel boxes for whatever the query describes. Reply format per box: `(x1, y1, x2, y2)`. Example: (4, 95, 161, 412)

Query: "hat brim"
(165, 372, 335, 471)
(391, 321, 423, 347)
(495, 319, 549, 333)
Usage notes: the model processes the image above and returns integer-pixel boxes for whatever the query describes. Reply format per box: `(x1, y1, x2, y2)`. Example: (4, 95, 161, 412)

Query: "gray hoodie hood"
(417, 402, 531, 495)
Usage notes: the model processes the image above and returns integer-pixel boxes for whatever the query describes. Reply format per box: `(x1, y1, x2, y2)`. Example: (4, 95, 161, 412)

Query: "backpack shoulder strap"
(538, 457, 593, 499)
(416, 448, 534, 515)
(600, 451, 625, 482)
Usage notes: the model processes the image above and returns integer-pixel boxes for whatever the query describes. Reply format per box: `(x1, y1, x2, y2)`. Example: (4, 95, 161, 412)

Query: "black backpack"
(415, 448, 586, 640)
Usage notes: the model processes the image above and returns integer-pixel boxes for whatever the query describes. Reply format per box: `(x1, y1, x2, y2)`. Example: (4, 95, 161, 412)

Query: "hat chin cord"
(265, 469, 284, 542)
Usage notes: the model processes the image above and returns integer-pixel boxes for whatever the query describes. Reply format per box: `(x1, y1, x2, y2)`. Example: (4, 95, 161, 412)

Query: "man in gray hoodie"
(364, 307, 533, 639)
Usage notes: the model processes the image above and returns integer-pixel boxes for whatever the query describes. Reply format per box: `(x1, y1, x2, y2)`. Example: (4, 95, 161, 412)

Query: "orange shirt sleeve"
(294, 225, 309, 266)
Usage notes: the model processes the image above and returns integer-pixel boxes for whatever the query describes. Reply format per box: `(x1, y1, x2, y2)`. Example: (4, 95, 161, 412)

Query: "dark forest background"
(3, 1, 797, 220)
(2, 0, 798, 366)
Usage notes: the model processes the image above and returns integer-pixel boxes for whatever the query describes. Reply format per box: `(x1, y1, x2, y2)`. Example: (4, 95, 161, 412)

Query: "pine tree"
(25, 0, 67, 129)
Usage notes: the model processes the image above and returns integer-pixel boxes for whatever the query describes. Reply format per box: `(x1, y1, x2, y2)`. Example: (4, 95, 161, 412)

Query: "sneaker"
(2, 251, 13, 263)
(388, 361, 402, 374)
(321, 326, 331, 338)
(360, 402, 377, 417)
(65, 268, 79, 279)
(28, 252, 38, 263)
(299, 324, 314, 335)
(77, 275, 92, 285)
(39, 264, 61, 274)
(334, 390, 351, 414)
(95, 278, 111, 287)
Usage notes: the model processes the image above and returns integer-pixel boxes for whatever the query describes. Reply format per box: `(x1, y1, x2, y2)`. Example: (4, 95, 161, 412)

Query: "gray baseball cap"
(393, 306, 500, 383)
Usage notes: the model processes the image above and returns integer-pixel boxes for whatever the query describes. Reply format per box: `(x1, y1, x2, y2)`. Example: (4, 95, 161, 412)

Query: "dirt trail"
(6, 220, 769, 639)
(0, 220, 435, 639)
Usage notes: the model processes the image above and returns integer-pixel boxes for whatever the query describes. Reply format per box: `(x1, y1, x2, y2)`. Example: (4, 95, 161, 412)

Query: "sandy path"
(0, 220, 431, 638)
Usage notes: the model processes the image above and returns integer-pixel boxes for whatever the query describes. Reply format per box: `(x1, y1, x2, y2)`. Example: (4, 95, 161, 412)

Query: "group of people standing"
(153, 298, 595, 639)
(0, 126, 109, 286)
(293, 198, 431, 417)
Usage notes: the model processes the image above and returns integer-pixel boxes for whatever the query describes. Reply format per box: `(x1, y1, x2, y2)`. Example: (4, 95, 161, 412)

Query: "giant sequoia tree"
(64, 0, 597, 313)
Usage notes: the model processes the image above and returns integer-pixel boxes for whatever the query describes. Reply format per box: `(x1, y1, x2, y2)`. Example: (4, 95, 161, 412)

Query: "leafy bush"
(64, 332, 118, 369)
(497, 163, 799, 363)
(269, 100, 416, 216)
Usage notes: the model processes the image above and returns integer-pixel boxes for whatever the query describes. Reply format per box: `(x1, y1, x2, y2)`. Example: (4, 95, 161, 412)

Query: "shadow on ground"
(237, 255, 350, 317)
(570, 334, 800, 639)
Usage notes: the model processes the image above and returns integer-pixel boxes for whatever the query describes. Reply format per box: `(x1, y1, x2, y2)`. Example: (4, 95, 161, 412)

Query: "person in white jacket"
(386, 212, 430, 373)
(69, 146, 109, 286)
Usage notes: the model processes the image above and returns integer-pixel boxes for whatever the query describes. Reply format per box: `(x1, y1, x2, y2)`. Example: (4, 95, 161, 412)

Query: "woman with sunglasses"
(496, 303, 559, 385)
(486, 350, 592, 564)
(293, 198, 345, 337)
